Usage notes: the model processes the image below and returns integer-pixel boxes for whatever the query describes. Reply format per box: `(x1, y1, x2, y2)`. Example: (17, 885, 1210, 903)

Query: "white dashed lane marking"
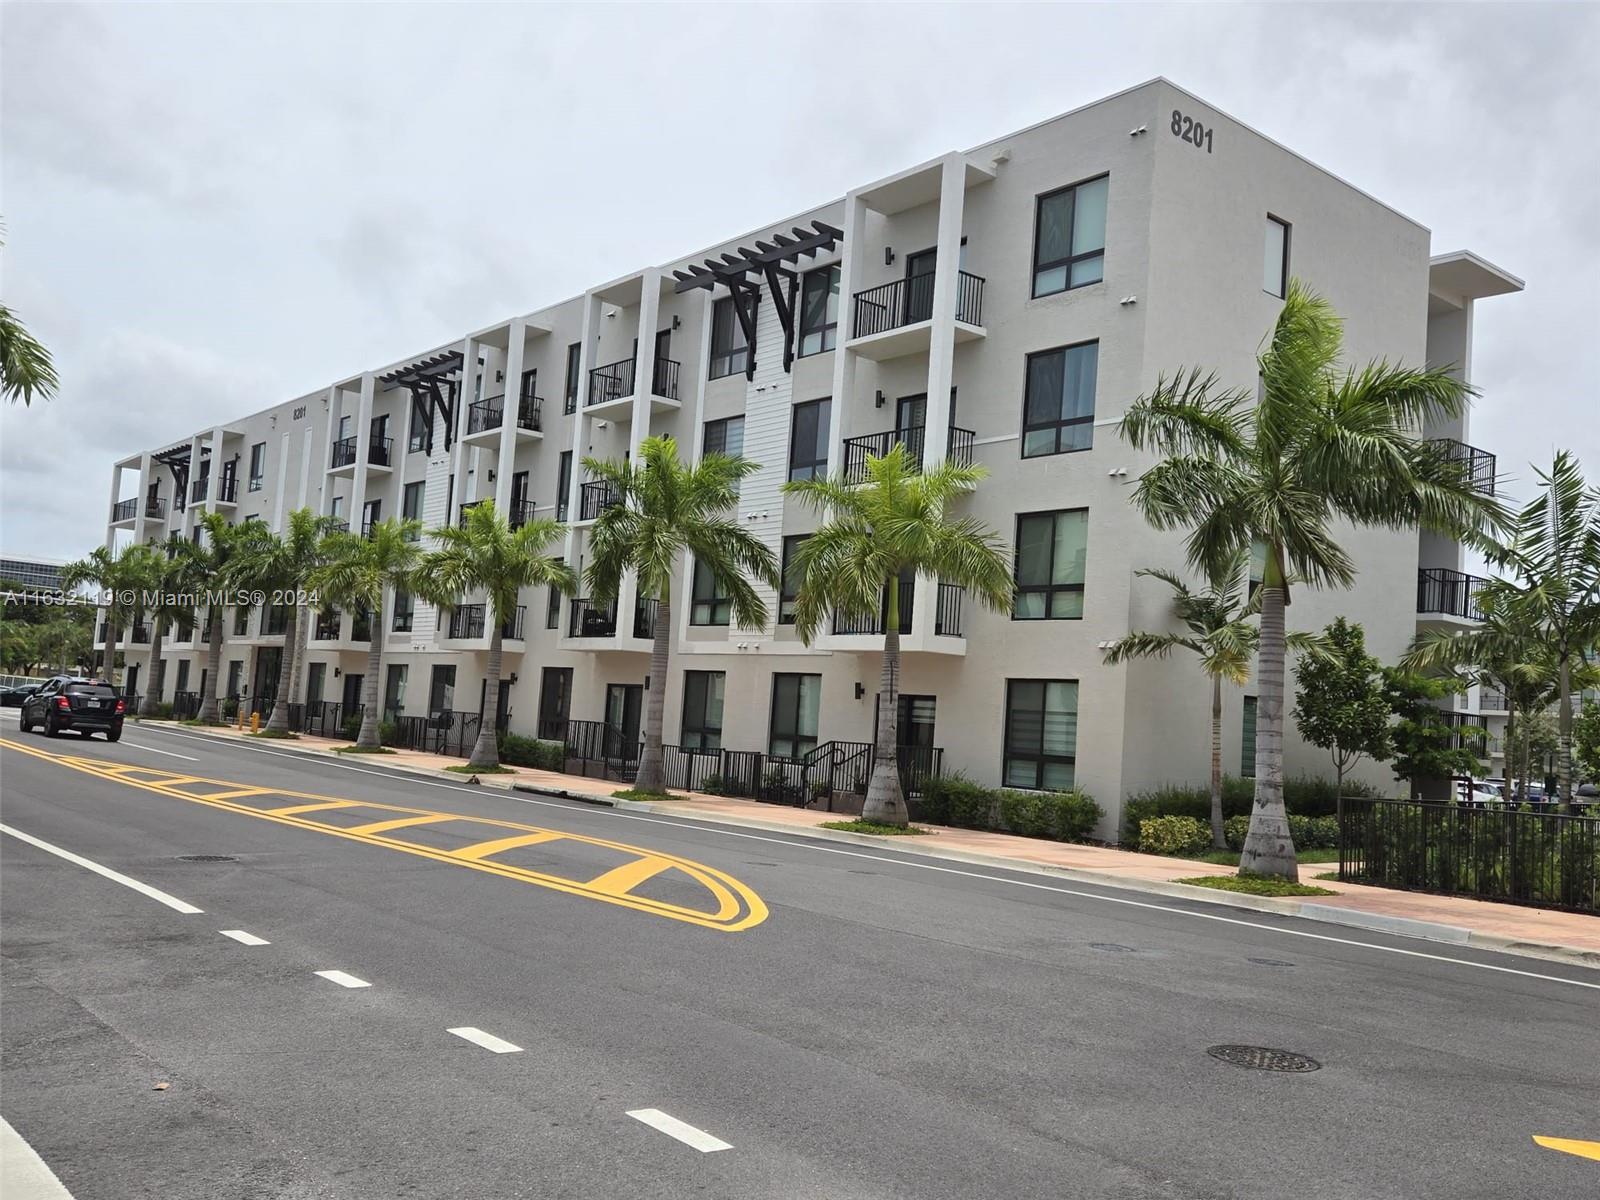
(626, 1108, 732, 1153)
(447, 1027, 523, 1054)
(314, 970, 371, 989)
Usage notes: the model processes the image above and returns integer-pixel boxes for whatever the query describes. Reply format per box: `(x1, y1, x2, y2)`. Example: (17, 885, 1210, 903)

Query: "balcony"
(509, 500, 537, 530)
(129, 624, 150, 644)
(1480, 689, 1509, 713)
(463, 395, 544, 444)
(1417, 568, 1488, 625)
(820, 578, 966, 654)
(191, 476, 238, 505)
(313, 610, 343, 641)
(446, 603, 526, 642)
(458, 499, 487, 528)
(1439, 711, 1488, 756)
(110, 498, 138, 524)
(577, 480, 621, 523)
(330, 435, 394, 473)
(848, 271, 986, 361)
(586, 357, 682, 417)
(567, 597, 657, 641)
(1425, 438, 1496, 495)
(326, 519, 351, 536)
(841, 424, 976, 484)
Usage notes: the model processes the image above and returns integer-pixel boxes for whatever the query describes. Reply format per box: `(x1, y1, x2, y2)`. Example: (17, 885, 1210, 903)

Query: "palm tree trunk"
(1209, 674, 1225, 849)
(146, 624, 165, 710)
(1239, 580, 1298, 880)
(265, 605, 298, 734)
(287, 605, 308, 723)
(1503, 698, 1516, 800)
(199, 607, 224, 723)
(356, 601, 384, 750)
(862, 576, 908, 827)
(1521, 707, 1534, 805)
(103, 618, 120, 687)
(634, 587, 670, 795)
(466, 619, 502, 770)
(1556, 654, 1573, 805)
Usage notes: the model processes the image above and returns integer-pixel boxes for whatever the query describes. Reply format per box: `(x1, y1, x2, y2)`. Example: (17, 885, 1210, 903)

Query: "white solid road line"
(117, 740, 199, 761)
(314, 970, 371, 989)
(219, 929, 270, 946)
(134, 723, 1600, 993)
(446, 1026, 523, 1054)
(626, 1108, 733, 1153)
(0, 822, 203, 914)
(1, 1114, 77, 1198)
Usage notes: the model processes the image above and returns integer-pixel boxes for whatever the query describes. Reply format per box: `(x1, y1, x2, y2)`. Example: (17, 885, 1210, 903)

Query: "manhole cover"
(176, 855, 237, 863)
(1207, 1045, 1321, 1072)
(1090, 942, 1137, 953)
(1248, 957, 1295, 967)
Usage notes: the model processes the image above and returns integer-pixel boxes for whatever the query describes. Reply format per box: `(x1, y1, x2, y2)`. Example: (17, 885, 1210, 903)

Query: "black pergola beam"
(672, 220, 843, 294)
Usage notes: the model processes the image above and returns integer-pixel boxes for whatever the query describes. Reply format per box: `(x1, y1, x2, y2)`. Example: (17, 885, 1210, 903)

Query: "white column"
(448, 338, 478, 524)
(130, 453, 153, 544)
(921, 154, 966, 469)
(678, 288, 715, 643)
(561, 295, 601, 568)
(827, 193, 867, 472)
(493, 321, 525, 514)
(184, 435, 203, 535)
(104, 464, 123, 550)
(272, 433, 291, 529)
(205, 427, 225, 516)
(349, 373, 376, 526)
(320, 386, 342, 516)
(630, 270, 662, 457)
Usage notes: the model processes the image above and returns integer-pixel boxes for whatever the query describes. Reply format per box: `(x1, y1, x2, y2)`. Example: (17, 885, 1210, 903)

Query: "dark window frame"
(1013, 508, 1088, 621)
(392, 589, 414, 633)
(768, 672, 821, 760)
(1264, 215, 1291, 299)
(248, 442, 266, 491)
(1002, 678, 1078, 792)
(402, 480, 425, 526)
(563, 342, 581, 414)
(708, 295, 756, 380)
(702, 414, 745, 459)
(1031, 173, 1110, 299)
(689, 557, 733, 626)
(680, 670, 725, 752)
(1021, 340, 1099, 459)
(778, 534, 809, 625)
(787, 397, 831, 482)
(555, 450, 573, 522)
(797, 263, 840, 357)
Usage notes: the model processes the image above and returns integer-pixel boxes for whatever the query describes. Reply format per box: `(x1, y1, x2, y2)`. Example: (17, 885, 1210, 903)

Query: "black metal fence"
(1339, 796, 1599, 914)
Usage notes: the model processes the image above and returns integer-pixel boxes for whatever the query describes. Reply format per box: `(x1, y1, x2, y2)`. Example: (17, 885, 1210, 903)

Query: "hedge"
(1223, 813, 1340, 851)
(1122, 775, 1378, 844)
(914, 773, 1103, 843)
(1138, 815, 1212, 857)
(497, 732, 566, 771)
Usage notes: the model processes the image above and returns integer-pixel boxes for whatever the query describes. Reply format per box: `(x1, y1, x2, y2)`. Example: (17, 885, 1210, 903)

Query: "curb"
(130, 723, 1600, 971)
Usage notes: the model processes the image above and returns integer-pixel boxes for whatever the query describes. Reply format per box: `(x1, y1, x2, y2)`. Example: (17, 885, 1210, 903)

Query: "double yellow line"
(1, 738, 767, 932)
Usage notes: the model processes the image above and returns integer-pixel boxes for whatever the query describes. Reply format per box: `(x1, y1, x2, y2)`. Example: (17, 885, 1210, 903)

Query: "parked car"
(0, 683, 41, 707)
(19, 677, 125, 741)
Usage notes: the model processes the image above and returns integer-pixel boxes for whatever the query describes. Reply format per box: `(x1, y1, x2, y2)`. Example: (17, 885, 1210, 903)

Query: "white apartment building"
(100, 79, 1522, 831)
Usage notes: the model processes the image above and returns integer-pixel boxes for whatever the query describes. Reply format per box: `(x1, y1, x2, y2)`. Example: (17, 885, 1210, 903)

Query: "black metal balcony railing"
(833, 577, 915, 637)
(447, 604, 526, 641)
(516, 395, 543, 432)
(146, 497, 167, 519)
(1480, 689, 1509, 712)
(851, 270, 985, 339)
(466, 398, 502, 436)
(567, 597, 658, 640)
(326, 519, 350, 536)
(111, 498, 138, 522)
(1418, 568, 1489, 621)
(314, 611, 342, 640)
(588, 358, 635, 407)
(1439, 710, 1489, 756)
(190, 476, 238, 504)
(841, 424, 977, 485)
(331, 436, 394, 469)
(458, 500, 486, 528)
(509, 500, 536, 529)
(578, 479, 621, 522)
(130, 624, 150, 644)
(934, 583, 964, 637)
(1426, 438, 1496, 496)
(651, 358, 680, 400)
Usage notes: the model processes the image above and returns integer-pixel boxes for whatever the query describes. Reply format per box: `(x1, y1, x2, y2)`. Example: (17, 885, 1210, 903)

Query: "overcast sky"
(3, 2, 1596, 564)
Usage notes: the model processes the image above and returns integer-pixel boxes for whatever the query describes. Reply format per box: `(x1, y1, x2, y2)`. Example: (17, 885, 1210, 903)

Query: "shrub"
(221, 697, 239, 719)
(1221, 812, 1341, 851)
(1224, 814, 1252, 849)
(699, 772, 725, 796)
(378, 720, 401, 747)
(920, 773, 997, 829)
(998, 789, 1052, 838)
(498, 732, 565, 770)
(997, 788, 1104, 841)
(341, 714, 362, 741)
(139, 702, 174, 720)
(1137, 815, 1211, 857)
(1124, 774, 1380, 839)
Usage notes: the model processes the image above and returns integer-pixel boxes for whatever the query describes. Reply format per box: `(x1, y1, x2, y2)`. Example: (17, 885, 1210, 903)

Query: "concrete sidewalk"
(138, 718, 1600, 966)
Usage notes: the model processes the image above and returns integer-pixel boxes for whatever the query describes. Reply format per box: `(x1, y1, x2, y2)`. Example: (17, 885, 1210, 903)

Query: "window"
(1263, 216, 1290, 299)
(556, 451, 572, 522)
(1004, 680, 1078, 791)
(769, 673, 821, 760)
(702, 415, 744, 459)
(392, 589, 414, 632)
(338, 414, 352, 441)
(351, 606, 372, 642)
(788, 397, 831, 482)
(1248, 538, 1267, 599)
(248, 442, 266, 491)
(176, 660, 191, 695)
(690, 557, 732, 626)
(1242, 696, 1258, 778)
(709, 295, 755, 380)
(330, 495, 345, 520)
(408, 401, 429, 453)
(233, 606, 250, 636)
(1014, 509, 1088, 619)
(226, 660, 244, 699)
(798, 264, 840, 356)
(428, 664, 456, 716)
(681, 671, 725, 751)
(402, 480, 425, 539)
(362, 498, 381, 537)
(546, 578, 563, 629)
(384, 664, 408, 720)
(264, 604, 289, 635)
(1032, 175, 1109, 297)
(1022, 342, 1098, 457)
(563, 342, 581, 414)
(779, 534, 809, 625)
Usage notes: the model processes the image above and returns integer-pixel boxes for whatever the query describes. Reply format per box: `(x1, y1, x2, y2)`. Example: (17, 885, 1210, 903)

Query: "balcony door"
(479, 678, 512, 733)
(511, 471, 529, 519)
(538, 667, 572, 740)
(605, 683, 643, 750)
(341, 671, 364, 714)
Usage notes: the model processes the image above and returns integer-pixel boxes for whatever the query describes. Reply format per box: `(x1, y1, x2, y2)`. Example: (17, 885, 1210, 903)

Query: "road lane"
(3, 728, 1598, 1199)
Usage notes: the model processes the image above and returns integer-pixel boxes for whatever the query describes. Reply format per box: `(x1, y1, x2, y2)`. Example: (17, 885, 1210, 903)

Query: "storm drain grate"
(176, 855, 237, 863)
(1207, 1045, 1321, 1072)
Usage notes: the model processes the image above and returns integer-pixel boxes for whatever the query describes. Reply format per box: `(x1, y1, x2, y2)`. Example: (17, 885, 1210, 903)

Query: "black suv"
(20, 677, 125, 741)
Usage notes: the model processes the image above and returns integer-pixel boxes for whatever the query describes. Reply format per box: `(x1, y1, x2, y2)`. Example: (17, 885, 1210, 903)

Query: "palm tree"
(62, 542, 159, 685)
(229, 509, 343, 734)
(190, 512, 252, 723)
(140, 535, 201, 711)
(1477, 453, 1600, 804)
(1, 226, 59, 406)
(308, 518, 423, 750)
(784, 443, 1013, 827)
(1102, 555, 1326, 849)
(582, 437, 777, 794)
(1120, 280, 1500, 879)
(413, 501, 576, 771)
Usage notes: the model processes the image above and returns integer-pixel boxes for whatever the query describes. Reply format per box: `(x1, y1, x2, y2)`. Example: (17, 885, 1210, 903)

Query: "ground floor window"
(305, 662, 325, 706)
(1003, 679, 1078, 791)
(225, 660, 244, 699)
(1242, 696, 1258, 778)
(385, 664, 408, 721)
(681, 671, 725, 751)
(429, 664, 456, 716)
(769, 673, 821, 760)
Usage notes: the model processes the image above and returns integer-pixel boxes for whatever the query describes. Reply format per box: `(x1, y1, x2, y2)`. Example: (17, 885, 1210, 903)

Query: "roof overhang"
(856, 154, 996, 215)
(1429, 251, 1524, 313)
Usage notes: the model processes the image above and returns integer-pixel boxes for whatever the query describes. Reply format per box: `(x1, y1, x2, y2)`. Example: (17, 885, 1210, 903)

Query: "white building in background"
(99, 79, 1521, 832)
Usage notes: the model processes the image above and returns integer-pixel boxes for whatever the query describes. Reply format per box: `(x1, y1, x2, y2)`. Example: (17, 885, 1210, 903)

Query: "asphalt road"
(2, 710, 1597, 1200)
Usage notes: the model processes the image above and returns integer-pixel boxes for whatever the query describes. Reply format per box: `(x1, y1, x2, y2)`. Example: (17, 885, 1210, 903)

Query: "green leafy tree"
(228, 510, 343, 733)
(1104, 553, 1324, 849)
(1119, 280, 1498, 879)
(1293, 618, 1392, 808)
(61, 542, 160, 685)
(415, 502, 576, 771)
(784, 442, 1013, 826)
(582, 437, 777, 794)
(1575, 700, 1600, 784)
(139, 535, 203, 708)
(187, 512, 254, 722)
(1381, 670, 1484, 794)
(0, 226, 58, 406)
(309, 518, 423, 750)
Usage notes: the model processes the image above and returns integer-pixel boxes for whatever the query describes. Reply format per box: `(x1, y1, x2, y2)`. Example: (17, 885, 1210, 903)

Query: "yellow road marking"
(585, 854, 675, 897)
(199, 788, 274, 801)
(1534, 1136, 1600, 1162)
(451, 831, 565, 860)
(344, 814, 460, 836)
(0, 737, 766, 932)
